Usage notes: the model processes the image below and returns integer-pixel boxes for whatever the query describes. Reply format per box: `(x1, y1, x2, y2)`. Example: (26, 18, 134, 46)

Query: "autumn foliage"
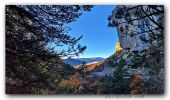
(115, 42, 122, 55)
(130, 72, 144, 95)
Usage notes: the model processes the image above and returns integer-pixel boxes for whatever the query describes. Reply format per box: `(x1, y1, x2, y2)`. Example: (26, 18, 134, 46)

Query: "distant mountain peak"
(63, 57, 105, 67)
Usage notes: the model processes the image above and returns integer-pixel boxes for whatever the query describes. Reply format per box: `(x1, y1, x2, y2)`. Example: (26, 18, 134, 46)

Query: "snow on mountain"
(63, 57, 105, 67)
(63, 59, 84, 66)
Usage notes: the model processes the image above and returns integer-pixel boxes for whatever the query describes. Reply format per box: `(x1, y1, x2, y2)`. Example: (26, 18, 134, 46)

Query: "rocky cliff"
(108, 5, 163, 53)
(106, 5, 164, 94)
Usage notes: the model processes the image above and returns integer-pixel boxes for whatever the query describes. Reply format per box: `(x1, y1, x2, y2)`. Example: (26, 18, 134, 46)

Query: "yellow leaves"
(70, 79, 81, 89)
(59, 79, 78, 90)
(59, 73, 83, 90)
(115, 42, 122, 55)
(59, 79, 69, 87)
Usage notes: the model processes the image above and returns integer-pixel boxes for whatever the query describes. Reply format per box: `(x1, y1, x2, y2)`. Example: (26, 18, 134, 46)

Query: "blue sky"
(66, 5, 118, 58)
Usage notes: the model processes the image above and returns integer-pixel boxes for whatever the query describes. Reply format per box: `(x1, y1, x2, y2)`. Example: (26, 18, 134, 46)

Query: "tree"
(6, 5, 92, 94)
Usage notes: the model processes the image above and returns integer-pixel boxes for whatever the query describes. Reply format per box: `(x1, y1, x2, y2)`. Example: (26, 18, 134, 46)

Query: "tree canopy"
(6, 5, 92, 94)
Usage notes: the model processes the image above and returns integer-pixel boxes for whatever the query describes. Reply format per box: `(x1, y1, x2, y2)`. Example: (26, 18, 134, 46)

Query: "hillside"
(75, 61, 105, 72)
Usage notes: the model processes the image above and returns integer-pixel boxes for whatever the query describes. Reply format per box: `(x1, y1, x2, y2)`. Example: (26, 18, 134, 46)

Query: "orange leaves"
(76, 61, 104, 72)
(130, 72, 144, 95)
(59, 72, 83, 90)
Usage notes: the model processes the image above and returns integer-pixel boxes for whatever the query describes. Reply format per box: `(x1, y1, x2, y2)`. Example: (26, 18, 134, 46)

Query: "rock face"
(91, 65, 115, 77)
(119, 33, 149, 52)
(109, 5, 150, 53)
(107, 5, 163, 79)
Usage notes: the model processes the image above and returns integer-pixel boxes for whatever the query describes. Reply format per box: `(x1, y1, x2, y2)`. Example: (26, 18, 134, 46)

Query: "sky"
(66, 5, 119, 58)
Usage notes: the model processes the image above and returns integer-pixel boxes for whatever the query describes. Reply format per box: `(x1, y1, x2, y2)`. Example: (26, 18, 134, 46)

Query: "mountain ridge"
(63, 57, 105, 66)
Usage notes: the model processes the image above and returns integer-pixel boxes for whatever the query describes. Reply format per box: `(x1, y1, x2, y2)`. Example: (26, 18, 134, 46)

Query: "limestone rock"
(109, 5, 150, 53)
